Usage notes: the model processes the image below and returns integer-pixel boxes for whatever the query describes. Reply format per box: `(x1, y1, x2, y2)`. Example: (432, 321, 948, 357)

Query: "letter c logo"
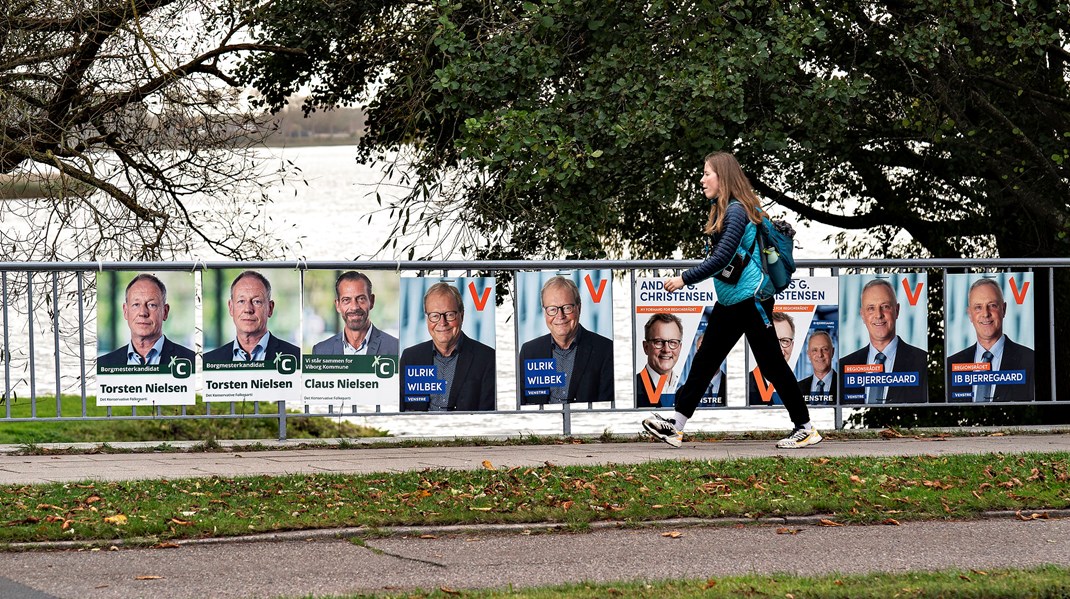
(171, 358, 192, 379)
(375, 357, 397, 379)
(276, 354, 297, 375)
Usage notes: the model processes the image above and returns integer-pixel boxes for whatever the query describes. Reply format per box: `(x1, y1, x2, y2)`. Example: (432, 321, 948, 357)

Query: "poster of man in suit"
(945, 273, 1035, 402)
(301, 269, 399, 409)
(839, 274, 929, 404)
(632, 277, 726, 409)
(516, 270, 614, 405)
(202, 269, 301, 404)
(96, 271, 196, 406)
(746, 277, 838, 407)
(399, 277, 496, 411)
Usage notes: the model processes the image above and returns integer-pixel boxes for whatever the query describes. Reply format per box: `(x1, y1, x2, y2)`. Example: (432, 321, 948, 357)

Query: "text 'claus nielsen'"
(306, 379, 380, 389)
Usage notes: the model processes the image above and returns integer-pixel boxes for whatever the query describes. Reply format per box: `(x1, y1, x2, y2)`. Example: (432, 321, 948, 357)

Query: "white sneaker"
(776, 427, 823, 449)
(642, 413, 683, 448)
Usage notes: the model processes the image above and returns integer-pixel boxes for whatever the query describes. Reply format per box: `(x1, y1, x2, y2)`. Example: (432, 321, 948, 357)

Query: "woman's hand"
(663, 276, 685, 293)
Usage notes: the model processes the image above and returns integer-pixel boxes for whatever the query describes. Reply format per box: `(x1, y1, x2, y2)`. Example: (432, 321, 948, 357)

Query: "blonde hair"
(702, 152, 764, 234)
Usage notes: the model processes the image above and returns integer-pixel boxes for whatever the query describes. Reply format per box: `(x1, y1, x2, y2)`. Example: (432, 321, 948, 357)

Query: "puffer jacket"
(681, 201, 772, 305)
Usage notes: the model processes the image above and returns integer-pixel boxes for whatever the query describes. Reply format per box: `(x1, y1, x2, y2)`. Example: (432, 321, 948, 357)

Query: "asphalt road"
(1, 517, 1069, 599)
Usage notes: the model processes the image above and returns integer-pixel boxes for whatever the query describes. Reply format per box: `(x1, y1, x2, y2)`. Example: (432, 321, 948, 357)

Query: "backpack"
(756, 216, 797, 293)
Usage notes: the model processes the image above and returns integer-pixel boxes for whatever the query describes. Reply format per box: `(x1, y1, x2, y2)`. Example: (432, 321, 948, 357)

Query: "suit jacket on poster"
(203, 333, 300, 364)
(399, 333, 496, 411)
(312, 327, 399, 356)
(946, 337, 1035, 402)
(635, 370, 726, 408)
(797, 372, 838, 404)
(518, 325, 614, 404)
(839, 336, 928, 403)
(97, 337, 195, 368)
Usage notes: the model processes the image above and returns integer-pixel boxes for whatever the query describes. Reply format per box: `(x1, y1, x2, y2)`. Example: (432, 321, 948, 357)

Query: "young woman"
(641, 151, 821, 449)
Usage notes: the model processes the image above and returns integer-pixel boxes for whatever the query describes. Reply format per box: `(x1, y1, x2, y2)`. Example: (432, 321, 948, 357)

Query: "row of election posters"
(96, 269, 1038, 409)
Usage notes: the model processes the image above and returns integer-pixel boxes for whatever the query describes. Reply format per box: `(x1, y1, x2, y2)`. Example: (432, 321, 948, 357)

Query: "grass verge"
(0, 394, 385, 444)
(1, 451, 1068, 545)
(287, 566, 1070, 598)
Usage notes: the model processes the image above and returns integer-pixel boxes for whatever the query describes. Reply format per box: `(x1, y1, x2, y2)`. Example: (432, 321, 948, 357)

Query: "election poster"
(515, 270, 614, 405)
(633, 277, 726, 408)
(202, 269, 301, 403)
(746, 277, 839, 407)
(838, 273, 929, 404)
(95, 271, 196, 406)
(398, 276, 496, 411)
(301, 270, 400, 409)
(945, 273, 1035, 402)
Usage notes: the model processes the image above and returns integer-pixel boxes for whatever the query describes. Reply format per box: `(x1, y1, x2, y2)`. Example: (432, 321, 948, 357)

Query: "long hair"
(702, 152, 764, 234)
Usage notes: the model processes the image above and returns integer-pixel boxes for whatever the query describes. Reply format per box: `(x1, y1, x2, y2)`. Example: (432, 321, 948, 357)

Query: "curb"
(7, 510, 1069, 553)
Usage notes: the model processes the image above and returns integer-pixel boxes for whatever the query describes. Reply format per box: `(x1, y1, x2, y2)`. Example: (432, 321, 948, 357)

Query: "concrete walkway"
(3, 433, 1069, 485)
(1, 434, 1069, 599)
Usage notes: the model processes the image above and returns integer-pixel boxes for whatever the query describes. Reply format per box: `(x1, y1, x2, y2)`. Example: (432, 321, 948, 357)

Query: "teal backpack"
(756, 216, 797, 293)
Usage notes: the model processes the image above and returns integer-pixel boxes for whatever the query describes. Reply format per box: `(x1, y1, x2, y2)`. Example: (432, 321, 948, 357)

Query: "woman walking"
(641, 152, 822, 449)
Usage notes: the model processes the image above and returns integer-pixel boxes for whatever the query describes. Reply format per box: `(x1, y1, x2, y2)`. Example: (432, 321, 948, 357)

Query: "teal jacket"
(682, 201, 773, 305)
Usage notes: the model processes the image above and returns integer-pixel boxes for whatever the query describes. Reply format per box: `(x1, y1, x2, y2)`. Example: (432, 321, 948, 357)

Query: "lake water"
(3, 145, 850, 437)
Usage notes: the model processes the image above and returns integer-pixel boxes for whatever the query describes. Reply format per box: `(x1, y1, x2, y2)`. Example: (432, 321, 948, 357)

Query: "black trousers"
(675, 297, 810, 427)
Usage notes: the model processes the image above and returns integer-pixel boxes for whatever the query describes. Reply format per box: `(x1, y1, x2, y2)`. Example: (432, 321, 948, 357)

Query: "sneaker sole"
(642, 420, 682, 448)
(776, 432, 823, 449)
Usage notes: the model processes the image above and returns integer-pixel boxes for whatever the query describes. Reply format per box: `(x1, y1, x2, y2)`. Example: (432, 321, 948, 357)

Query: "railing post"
(562, 401, 572, 436)
(277, 400, 287, 440)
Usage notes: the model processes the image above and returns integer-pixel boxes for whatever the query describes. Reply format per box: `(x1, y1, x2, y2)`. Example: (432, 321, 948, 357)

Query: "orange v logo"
(753, 368, 776, 404)
(1009, 277, 1030, 305)
(640, 369, 669, 405)
(584, 274, 607, 303)
(901, 279, 923, 306)
(468, 282, 491, 311)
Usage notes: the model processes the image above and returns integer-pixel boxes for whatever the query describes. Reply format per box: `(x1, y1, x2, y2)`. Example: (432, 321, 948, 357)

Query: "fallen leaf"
(481, 460, 495, 470)
(135, 576, 163, 581)
(153, 543, 180, 549)
(419, 534, 437, 539)
(468, 507, 492, 512)
(818, 519, 844, 527)
(879, 428, 903, 439)
(661, 531, 683, 538)
(439, 588, 461, 595)
(971, 569, 989, 576)
(85, 496, 102, 504)
(776, 528, 801, 535)
(882, 518, 901, 526)
(704, 579, 717, 589)
(959, 574, 972, 582)
(170, 518, 192, 526)
(103, 515, 127, 525)
(849, 475, 864, 484)
(1015, 511, 1049, 521)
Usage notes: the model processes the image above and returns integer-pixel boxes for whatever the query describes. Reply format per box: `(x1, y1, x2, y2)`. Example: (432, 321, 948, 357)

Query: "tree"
(241, 0, 1070, 403)
(241, 0, 1069, 262)
(0, 0, 304, 261)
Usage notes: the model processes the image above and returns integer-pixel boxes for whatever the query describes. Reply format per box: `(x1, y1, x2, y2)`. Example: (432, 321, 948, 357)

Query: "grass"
(1, 451, 1068, 546)
(285, 566, 1070, 598)
(0, 394, 385, 444)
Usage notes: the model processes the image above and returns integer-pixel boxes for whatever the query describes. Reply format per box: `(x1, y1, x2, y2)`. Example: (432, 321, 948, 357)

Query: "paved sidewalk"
(1, 433, 1069, 485)
(1, 434, 1068, 599)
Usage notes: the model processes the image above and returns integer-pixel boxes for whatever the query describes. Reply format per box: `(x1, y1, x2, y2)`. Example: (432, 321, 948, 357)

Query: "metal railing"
(0, 258, 1064, 440)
